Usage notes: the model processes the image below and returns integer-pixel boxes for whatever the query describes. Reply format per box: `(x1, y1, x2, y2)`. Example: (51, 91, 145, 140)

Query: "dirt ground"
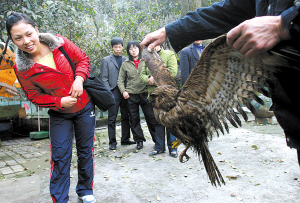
(1, 113, 299, 203)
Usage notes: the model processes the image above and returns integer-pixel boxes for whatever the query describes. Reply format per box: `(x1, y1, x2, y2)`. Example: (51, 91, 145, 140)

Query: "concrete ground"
(0, 114, 299, 203)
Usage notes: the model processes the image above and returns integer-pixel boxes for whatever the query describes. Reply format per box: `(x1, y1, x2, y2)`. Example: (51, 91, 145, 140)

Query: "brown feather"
(142, 34, 294, 187)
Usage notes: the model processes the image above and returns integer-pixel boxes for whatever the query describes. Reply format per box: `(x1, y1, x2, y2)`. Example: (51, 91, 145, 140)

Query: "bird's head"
(150, 85, 178, 112)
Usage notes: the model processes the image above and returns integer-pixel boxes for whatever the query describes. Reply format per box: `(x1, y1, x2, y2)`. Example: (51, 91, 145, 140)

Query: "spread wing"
(180, 35, 291, 136)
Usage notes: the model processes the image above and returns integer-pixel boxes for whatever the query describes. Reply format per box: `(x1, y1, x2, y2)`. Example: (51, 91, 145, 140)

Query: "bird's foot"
(172, 139, 182, 149)
(179, 150, 190, 163)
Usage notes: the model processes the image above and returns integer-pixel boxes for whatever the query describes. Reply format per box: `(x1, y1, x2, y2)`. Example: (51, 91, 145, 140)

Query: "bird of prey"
(143, 35, 299, 187)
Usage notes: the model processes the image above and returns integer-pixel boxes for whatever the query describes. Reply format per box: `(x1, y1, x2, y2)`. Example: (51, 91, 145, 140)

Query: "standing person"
(141, 0, 300, 165)
(117, 41, 156, 150)
(180, 40, 205, 86)
(100, 37, 135, 150)
(140, 45, 178, 157)
(7, 12, 96, 203)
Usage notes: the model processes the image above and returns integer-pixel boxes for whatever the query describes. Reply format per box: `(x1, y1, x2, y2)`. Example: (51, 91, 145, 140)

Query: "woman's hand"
(123, 91, 130, 99)
(69, 76, 84, 98)
(148, 76, 155, 85)
(61, 96, 77, 108)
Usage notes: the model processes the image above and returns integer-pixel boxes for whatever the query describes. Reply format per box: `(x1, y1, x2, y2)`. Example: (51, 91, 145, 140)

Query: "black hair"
(111, 37, 123, 47)
(6, 12, 37, 39)
(126, 41, 142, 61)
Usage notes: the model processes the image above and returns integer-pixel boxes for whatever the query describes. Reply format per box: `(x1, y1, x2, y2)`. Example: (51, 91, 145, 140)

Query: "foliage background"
(0, 0, 220, 76)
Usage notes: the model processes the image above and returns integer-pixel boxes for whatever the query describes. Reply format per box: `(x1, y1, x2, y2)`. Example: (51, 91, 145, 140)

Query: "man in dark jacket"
(180, 40, 205, 86)
(100, 37, 135, 150)
(141, 0, 300, 165)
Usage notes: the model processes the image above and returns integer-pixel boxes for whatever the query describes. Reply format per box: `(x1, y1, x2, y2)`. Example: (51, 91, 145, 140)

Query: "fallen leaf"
(157, 194, 161, 201)
(226, 176, 237, 180)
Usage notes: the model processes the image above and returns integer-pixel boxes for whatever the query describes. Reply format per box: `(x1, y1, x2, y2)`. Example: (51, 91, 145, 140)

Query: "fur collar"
(15, 33, 64, 72)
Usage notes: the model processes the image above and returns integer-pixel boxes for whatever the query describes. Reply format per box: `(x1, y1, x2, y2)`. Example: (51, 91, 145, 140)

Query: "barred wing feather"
(143, 34, 293, 187)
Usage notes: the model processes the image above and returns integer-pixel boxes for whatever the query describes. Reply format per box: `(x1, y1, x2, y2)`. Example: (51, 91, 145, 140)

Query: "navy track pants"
(48, 101, 95, 203)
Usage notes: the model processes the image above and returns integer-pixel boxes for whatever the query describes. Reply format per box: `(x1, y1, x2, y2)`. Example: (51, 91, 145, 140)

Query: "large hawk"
(143, 35, 299, 186)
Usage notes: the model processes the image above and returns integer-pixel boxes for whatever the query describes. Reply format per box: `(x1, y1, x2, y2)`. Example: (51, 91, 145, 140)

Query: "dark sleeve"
(281, 5, 300, 46)
(99, 58, 110, 89)
(165, 0, 256, 52)
(179, 49, 190, 86)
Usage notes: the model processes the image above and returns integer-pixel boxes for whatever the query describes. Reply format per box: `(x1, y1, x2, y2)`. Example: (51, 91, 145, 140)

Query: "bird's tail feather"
(199, 142, 225, 187)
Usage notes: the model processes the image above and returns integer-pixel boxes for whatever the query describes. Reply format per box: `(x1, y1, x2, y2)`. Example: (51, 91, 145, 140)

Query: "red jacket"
(14, 33, 91, 113)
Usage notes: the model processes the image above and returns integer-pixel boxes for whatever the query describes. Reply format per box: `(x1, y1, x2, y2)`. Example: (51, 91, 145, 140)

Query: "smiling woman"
(9, 23, 51, 62)
(6, 12, 96, 203)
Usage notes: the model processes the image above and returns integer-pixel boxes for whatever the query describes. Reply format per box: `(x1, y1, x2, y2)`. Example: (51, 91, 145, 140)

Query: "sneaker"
(169, 151, 178, 158)
(149, 151, 165, 156)
(79, 195, 96, 203)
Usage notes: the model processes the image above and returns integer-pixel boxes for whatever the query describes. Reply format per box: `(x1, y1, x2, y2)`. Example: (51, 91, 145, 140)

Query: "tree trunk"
(180, 0, 189, 17)
(93, 17, 99, 38)
(191, 0, 202, 11)
(196, 0, 202, 9)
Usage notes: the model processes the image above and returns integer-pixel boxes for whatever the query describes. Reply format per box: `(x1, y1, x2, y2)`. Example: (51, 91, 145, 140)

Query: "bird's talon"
(172, 139, 182, 149)
(179, 152, 190, 163)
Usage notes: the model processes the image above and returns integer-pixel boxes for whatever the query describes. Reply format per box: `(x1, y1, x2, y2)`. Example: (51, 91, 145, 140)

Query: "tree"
(180, 0, 221, 16)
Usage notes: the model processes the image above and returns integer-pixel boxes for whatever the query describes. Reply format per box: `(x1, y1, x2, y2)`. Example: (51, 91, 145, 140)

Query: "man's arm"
(179, 49, 190, 86)
(141, 0, 255, 52)
(99, 58, 110, 89)
(117, 65, 126, 94)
